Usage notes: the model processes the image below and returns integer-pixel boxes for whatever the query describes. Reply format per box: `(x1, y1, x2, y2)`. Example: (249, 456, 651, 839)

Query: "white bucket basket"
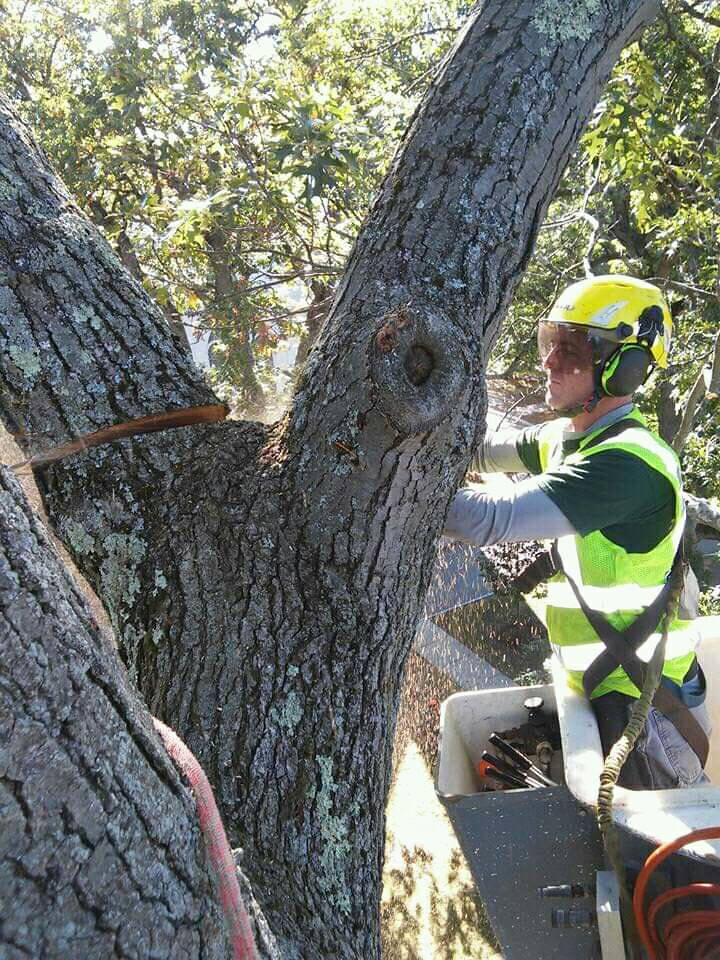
(437, 616, 720, 866)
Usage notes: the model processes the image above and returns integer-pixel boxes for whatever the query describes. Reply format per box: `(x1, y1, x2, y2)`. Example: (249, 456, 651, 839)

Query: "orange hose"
(665, 912, 720, 960)
(695, 931, 720, 958)
(646, 884, 720, 953)
(633, 827, 720, 960)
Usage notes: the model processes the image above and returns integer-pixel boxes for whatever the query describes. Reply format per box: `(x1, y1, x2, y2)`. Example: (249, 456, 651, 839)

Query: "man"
(444, 275, 710, 789)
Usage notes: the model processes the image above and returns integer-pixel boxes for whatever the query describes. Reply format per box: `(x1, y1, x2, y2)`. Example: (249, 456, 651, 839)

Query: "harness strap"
(578, 544, 681, 697)
(555, 544, 709, 767)
(511, 414, 707, 764)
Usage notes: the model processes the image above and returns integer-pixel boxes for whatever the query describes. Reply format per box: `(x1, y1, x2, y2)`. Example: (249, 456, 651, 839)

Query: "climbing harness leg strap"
(555, 544, 709, 767)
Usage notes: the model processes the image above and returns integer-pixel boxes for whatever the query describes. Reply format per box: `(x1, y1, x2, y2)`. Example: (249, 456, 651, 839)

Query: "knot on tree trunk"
(369, 303, 471, 434)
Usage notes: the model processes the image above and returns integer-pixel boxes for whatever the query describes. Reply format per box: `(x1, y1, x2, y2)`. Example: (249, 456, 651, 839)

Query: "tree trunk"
(0, 2, 659, 956)
(206, 225, 265, 417)
(0, 466, 231, 959)
(657, 374, 681, 444)
(293, 279, 332, 382)
(685, 492, 720, 537)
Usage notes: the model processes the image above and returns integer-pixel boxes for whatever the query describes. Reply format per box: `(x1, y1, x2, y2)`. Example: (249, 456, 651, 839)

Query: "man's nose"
(542, 345, 560, 370)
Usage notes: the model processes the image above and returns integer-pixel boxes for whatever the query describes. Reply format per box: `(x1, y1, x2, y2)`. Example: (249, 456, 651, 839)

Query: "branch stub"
(369, 305, 471, 435)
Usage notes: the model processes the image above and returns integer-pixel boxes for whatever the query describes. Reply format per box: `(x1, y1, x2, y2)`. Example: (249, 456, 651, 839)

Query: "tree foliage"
(3, 1, 717, 468)
(0, 0, 467, 411)
(3, 0, 719, 523)
(492, 2, 720, 502)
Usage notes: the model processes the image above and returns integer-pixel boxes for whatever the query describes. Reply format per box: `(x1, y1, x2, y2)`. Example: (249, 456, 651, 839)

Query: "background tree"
(490, 1, 720, 507)
(4, 0, 717, 465)
(0, 0, 467, 412)
(1, 1, 663, 957)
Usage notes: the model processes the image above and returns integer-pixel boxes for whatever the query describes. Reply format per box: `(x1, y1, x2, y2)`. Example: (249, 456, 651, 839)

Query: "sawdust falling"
(381, 458, 551, 957)
(382, 738, 500, 960)
(381, 649, 502, 959)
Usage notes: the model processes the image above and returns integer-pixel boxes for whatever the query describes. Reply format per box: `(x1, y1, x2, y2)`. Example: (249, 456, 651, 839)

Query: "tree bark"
(0, 466, 231, 959)
(89, 199, 193, 357)
(0, 2, 659, 956)
(293, 279, 332, 381)
(657, 374, 681, 444)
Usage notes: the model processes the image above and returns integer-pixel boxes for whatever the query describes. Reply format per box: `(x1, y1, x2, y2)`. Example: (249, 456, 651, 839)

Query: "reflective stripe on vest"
(545, 579, 666, 613)
(550, 621, 698, 672)
(539, 408, 695, 700)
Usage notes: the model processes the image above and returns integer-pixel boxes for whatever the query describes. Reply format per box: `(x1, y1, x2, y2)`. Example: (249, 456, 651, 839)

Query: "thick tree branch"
(0, 465, 230, 958)
(671, 327, 720, 452)
(0, 99, 215, 455)
(685, 491, 720, 535)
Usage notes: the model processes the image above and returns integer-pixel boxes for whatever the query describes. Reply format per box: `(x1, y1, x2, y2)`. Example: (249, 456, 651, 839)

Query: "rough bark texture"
(88, 199, 193, 357)
(0, 466, 230, 959)
(0, 2, 659, 957)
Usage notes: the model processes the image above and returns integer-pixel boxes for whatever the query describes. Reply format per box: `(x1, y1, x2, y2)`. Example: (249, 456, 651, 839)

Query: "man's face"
(538, 323, 595, 412)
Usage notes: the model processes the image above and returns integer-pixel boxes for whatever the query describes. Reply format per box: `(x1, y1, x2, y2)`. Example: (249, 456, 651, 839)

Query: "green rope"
(595, 563, 684, 951)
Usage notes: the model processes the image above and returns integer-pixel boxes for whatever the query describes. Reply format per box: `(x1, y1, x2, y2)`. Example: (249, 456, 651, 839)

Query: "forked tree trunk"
(0, 467, 231, 959)
(0, 2, 658, 956)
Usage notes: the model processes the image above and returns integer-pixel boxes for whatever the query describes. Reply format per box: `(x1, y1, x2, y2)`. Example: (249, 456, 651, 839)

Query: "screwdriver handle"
(481, 751, 525, 780)
(481, 752, 546, 789)
(489, 734, 557, 787)
(482, 765, 532, 790)
(489, 733, 532, 770)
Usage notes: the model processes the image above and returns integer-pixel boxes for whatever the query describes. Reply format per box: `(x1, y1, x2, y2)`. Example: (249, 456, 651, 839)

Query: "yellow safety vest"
(538, 409, 697, 699)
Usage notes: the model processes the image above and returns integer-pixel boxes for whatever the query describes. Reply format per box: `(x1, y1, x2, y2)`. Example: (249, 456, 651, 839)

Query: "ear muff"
(599, 344, 652, 397)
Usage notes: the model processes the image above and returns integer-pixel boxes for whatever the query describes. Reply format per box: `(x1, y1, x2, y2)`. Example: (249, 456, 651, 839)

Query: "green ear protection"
(599, 343, 652, 397)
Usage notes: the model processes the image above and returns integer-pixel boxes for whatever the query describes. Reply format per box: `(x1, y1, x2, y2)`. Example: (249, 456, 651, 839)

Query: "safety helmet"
(538, 275, 672, 401)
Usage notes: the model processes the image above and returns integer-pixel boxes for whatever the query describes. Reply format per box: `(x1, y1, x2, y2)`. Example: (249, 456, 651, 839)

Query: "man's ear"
(600, 344, 651, 396)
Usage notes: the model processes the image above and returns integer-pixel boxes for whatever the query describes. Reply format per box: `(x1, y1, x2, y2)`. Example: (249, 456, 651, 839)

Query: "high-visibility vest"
(538, 408, 697, 700)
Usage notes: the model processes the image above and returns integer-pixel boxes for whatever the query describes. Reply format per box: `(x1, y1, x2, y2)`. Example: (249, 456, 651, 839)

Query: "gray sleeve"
(443, 478, 577, 545)
(469, 429, 527, 474)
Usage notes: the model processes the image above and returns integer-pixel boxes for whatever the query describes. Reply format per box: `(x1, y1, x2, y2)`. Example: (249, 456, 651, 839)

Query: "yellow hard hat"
(546, 275, 672, 368)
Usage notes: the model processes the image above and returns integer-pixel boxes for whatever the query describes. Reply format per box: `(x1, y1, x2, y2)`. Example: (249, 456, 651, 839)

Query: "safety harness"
(512, 417, 709, 767)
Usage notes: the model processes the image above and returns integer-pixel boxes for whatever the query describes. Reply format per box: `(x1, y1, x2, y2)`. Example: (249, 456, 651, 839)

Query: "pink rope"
(152, 717, 258, 960)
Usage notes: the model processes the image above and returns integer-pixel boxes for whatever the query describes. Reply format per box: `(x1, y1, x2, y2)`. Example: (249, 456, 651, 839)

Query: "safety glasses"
(537, 322, 615, 373)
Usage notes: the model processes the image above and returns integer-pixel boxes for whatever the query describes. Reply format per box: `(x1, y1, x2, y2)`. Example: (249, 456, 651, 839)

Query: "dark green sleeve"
(514, 424, 545, 475)
(535, 450, 675, 552)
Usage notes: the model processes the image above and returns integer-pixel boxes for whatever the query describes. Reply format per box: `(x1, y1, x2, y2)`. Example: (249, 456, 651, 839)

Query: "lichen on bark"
(533, 0, 603, 45)
(0, 465, 230, 958)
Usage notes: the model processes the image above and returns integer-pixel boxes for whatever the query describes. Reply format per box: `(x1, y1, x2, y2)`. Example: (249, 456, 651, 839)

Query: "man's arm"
(470, 428, 527, 474)
(445, 450, 675, 550)
(444, 478, 577, 545)
(470, 424, 545, 474)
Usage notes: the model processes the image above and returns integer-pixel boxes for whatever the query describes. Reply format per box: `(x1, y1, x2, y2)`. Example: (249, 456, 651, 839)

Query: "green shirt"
(515, 424, 675, 553)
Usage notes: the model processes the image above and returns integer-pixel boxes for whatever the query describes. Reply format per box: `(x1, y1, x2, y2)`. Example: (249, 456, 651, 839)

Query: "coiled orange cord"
(632, 827, 720, 959)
